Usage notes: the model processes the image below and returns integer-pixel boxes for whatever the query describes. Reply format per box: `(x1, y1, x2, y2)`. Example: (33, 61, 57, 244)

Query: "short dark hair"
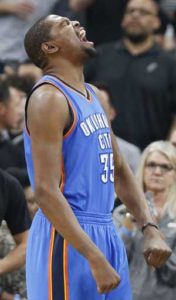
(6, 75, 35, 95)
(24, 17, 52, 69)
(126, 0, 159, 15)
(0, 79, 10, 103)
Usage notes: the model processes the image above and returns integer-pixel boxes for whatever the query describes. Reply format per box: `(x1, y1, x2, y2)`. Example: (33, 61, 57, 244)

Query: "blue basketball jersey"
(24, 75, 133, 300)
(24, 75, 115, 214)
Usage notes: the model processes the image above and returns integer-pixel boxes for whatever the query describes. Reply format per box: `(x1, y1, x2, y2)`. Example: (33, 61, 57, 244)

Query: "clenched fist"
(143, 226, 172, 268)
(89, 254, 121, 294)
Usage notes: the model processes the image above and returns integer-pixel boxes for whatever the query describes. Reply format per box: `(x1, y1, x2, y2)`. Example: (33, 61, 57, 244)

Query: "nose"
(126, 8, 141, 18)
(153, 166, 162, 175)
(131, 10, 141, 17)
(72, 20, 80, 27)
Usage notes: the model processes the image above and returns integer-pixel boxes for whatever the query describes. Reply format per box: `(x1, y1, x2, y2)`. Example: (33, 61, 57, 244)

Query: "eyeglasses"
(125, 8, 157, 17)
(145, 162, 174, 174)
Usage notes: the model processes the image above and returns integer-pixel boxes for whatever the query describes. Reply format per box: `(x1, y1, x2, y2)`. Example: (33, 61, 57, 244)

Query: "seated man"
(0, 169, 31, 299)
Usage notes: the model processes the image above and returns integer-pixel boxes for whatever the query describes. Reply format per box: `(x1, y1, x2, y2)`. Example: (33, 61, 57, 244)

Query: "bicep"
(27, 87, 69, 189)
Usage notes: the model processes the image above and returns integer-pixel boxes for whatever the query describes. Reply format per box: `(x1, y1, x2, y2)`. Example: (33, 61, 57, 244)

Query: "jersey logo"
(146, 62, 158, 73)
(80, 113, 109, 136)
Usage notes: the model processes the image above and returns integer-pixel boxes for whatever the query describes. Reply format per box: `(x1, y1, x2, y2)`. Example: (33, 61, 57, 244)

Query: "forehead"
(46, 15, 67, 27)
(127, 0, 157, 12)
(146, 151, 169, 163)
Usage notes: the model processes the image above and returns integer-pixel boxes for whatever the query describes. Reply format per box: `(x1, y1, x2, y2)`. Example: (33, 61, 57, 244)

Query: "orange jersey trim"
(60, 158, 65, 193)
(25, 80, 77, 139)
(63, 240, 69, 300)
(48, 227, 55, 300)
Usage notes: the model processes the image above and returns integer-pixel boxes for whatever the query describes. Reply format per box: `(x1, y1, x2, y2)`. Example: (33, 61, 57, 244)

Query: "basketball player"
(23, 15, 171, 300)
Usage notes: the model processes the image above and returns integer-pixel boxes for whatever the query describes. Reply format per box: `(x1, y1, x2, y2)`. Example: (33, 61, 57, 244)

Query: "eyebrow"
(59, 18, 69, 27)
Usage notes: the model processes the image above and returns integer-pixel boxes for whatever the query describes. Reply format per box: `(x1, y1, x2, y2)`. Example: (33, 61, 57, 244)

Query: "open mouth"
(79, 29, 87, 42)
(76, 28, 94, 45)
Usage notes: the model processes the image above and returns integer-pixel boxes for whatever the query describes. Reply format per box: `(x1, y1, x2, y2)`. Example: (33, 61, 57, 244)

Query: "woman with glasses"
(113, 140, 176, 300)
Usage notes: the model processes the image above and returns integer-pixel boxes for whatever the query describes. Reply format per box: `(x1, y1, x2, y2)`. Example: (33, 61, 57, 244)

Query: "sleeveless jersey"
(23, 75, 115, 214)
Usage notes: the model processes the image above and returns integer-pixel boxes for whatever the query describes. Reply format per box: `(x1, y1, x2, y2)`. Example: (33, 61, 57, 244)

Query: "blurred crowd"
(0, 0, 176, 299)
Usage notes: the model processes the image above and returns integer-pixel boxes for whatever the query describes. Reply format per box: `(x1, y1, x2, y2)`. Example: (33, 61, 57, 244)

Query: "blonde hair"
(136, 141, 176, 218)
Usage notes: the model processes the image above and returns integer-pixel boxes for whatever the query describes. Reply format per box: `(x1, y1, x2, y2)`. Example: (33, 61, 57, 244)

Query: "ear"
(0, 102, 6, 116)
(41, 42, 60, 54)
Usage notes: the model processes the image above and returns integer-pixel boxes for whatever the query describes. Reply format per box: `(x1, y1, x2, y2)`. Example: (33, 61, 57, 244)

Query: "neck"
(152, 190, 168, 213)
(123, 36, 155, 55)
(43, 58, 86, 95)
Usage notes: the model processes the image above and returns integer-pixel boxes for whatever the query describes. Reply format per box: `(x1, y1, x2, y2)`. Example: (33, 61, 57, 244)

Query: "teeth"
(80, 30, 86, 41)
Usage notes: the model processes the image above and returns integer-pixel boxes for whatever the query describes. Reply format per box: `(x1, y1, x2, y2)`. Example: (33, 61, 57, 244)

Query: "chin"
(123, 30, 148, 44)
(84, 46, 97, 58)
(148, 185, 164, 192)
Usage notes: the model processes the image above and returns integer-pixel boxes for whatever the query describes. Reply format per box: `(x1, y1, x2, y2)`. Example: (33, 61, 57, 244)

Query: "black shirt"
(0, 131, 29, 187)
(85, 42, 176, 149)
(84, 0, 128, 46)
(0, 169, 31, 235)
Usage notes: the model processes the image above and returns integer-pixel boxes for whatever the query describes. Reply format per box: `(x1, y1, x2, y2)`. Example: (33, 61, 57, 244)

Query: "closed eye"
(60, 18, 70, 27)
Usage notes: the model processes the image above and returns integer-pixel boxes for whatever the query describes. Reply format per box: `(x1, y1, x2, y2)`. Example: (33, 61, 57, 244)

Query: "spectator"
(93, 81, 141, 174)
(0, 169, 31, 299)
(0, 78, 29, 187)
(0, 0, 57, 73)
(113, 140, 176, 300)
(17, 63, 43, 83)
(0, 222, 27, 300)
(85, 0, 176, 149)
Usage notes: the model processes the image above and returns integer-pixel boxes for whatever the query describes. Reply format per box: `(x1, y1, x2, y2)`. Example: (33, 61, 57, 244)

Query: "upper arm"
(27, 85, 70, 191)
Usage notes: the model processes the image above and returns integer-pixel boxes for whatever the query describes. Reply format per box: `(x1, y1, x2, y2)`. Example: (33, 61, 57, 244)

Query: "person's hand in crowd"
(24, 186, 38, 219)
(0, 1, 35, 19)
(69, 0, 94, 12)
(122, 212, 136, 231)
(0, 291, 14, 300)
(143, 226, 172, 268)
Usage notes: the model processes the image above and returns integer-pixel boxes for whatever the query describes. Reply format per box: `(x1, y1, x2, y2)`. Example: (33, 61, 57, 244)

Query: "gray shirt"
(113, 207, 176, 300)
(0, 0, 57, 62)
(116, 136, 141, 174)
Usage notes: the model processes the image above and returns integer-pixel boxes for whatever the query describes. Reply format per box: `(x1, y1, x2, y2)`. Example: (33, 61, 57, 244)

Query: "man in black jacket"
(85, 0, 176, 149)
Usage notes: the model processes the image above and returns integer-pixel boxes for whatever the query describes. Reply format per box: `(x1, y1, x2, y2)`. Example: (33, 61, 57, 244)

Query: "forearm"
(0, 2, 14, 14)
(0, 243, 26, 275)
(36, 186, 104, 262)
(115, 157, 153, 228)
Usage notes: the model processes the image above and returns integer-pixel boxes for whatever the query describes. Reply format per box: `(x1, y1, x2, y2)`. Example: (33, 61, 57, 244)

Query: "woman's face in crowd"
(143, 151, 176, 193)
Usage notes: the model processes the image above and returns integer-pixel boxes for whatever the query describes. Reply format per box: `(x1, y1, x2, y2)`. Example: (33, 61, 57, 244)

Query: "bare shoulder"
(27, 84, 70, 134)
(28, 84, 69, 116)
